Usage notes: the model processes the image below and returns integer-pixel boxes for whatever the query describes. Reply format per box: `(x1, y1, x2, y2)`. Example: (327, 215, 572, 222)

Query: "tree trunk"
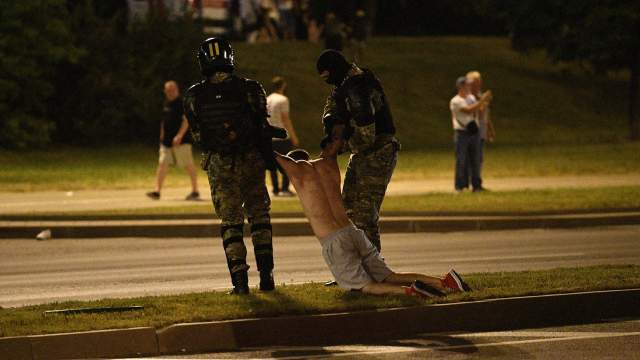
(630, 46, 640, 141)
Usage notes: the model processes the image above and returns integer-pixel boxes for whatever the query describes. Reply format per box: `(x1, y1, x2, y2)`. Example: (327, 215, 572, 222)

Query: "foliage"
(50, 0, 203, 145)
(0, 0, 204, 149)
(506, 0, 640, 140)
(0, 0, 80, 148)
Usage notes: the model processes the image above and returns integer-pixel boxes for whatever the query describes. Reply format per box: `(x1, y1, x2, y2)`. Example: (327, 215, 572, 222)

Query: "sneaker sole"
(449, 269, 471, 292)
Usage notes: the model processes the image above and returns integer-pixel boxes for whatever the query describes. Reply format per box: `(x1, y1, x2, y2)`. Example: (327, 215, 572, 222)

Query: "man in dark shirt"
(146, 80, 200, 201)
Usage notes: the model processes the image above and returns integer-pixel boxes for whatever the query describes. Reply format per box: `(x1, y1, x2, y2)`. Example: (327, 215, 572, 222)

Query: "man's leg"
(280, 165, 291, 193)
(242, 151, 275, 291)
(383, 272, 445, 290)
(469, 134, 482, 191)
(268, 168, 279, 194)
(276, 140, 293, 193)
(155, 162, 169, 193)
(185, 163, 199, 193)
(207, 154, 249, 293)
(342, 144, 397, 252)
(454, 131, 470, 190)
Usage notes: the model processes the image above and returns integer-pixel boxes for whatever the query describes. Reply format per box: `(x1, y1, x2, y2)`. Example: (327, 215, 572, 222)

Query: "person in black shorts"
(146, 80, 200, 201)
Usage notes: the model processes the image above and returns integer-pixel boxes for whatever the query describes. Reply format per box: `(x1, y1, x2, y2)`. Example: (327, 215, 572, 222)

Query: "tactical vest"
(195, 77, 259, 153)
(341, 69, 396, 154)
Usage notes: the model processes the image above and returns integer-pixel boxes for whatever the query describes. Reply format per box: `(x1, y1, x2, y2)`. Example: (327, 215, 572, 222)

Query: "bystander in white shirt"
(450, 94, 477, 130)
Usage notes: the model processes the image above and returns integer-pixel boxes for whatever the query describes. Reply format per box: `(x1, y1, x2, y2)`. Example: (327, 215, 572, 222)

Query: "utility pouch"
(200, 151, 213, 171)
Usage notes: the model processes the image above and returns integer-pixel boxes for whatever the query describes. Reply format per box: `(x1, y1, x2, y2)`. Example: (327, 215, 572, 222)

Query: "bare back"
(275, 155, 342, 239)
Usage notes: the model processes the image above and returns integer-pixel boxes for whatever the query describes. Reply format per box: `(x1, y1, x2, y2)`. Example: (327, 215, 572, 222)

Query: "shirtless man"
(275, 149, 470, 297)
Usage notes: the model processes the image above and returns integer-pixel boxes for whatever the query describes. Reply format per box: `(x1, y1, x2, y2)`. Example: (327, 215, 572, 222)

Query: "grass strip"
(5, 186, 640, 219)
(1, 143, 639, 192)
(1, 264, 638, 337)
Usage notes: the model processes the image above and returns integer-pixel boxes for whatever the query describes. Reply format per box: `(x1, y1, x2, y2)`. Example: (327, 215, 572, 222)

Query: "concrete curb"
(0, 327, 158, 360)
(2, 289, 639, 359)
(1, 212, 639, 239)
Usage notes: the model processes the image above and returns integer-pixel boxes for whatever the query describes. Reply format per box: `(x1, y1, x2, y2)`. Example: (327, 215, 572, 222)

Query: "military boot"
(259, 271, 275, 291)
(229, 270, 249, 295)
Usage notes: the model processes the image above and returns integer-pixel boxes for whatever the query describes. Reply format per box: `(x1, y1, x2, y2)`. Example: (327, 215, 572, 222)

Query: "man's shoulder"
(450, 94, 463, 103)
(235, 76, 265, 92)
(267, 92, 287, 102)
(185, 80, 206, 97)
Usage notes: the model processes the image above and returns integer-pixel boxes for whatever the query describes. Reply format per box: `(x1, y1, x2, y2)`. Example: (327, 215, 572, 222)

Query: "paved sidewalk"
(1, 174, 639, 215)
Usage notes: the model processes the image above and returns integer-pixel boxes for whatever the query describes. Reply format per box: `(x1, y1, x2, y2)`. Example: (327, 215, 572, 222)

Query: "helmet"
(197, 37, 234, 76)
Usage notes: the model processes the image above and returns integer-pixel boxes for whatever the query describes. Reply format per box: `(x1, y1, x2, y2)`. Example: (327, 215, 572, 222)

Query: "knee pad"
(221, 223, 244, 238)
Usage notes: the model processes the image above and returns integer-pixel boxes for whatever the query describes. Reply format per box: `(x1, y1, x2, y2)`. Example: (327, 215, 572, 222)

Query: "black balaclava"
(316, 50, 351, 86)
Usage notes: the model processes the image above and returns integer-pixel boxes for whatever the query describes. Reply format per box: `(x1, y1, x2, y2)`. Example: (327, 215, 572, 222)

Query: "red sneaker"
(442, 269, 471, 292)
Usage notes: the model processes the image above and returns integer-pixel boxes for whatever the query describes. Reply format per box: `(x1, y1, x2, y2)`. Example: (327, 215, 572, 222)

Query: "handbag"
(454, 115, 479, 135)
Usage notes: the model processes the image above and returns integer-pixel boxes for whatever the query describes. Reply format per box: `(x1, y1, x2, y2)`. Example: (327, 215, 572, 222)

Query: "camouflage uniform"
(184, 73, 274, 287)
(322, 67, 399, 252)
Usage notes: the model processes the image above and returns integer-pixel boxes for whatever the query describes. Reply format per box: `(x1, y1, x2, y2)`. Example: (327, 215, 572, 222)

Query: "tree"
(507, 0, 640, 140)
(0, 0, 80, 148)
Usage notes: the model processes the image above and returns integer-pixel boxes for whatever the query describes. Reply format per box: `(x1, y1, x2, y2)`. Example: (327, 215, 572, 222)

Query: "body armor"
(322, 68, 396, 154)
(185, 76, 264, 154)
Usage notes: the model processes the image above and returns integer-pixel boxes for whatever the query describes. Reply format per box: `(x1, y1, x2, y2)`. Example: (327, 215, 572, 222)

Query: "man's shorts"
(320, 224, 393, 290)
(159, 144, 194, 167)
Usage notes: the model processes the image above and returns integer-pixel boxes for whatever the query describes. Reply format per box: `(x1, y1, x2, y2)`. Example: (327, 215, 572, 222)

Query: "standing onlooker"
(466, 71, 495, 182)
(277, 0, 296, 39)
(350, 9, 368, 63)
(323, 12, 347, 50)
(267, 76, 299, 197)
(449, 76, 492, 192)
(146, 80, 199, 201)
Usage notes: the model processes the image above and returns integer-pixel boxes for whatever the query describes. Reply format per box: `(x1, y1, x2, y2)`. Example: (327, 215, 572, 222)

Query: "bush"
(0, 0, 79, 148)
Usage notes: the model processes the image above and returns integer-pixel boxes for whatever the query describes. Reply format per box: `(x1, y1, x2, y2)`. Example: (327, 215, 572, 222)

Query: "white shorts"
(159, 144, 194, 167)
(320, 224, 393, 290)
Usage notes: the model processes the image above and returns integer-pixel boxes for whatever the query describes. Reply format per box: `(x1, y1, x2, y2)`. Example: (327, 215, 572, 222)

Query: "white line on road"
(168, 331, 640, 360)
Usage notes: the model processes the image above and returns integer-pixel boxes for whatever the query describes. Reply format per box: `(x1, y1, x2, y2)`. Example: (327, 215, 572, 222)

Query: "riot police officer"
(184, 38, 283, 294)
(316, 49, 400, 253)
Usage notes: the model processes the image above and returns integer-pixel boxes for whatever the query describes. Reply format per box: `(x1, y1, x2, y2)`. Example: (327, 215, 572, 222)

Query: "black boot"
(259, 271, 275, 291)
(229, 270, 249, 295)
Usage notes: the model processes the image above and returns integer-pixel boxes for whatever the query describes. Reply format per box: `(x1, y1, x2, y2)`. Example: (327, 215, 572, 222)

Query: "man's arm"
(281, 112, 299, 146)
(172, 116, 189, 146)
(183, 84, 201, 146)
(459, 91, 492, 114)
(486, 107, 496, 142)
(320, 92, 347, 151)
(159, 122, 165, 143)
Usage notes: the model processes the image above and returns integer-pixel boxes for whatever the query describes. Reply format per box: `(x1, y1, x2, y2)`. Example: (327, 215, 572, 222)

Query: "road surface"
(1, 225, 639, 308)
(148, 318, 640, 359)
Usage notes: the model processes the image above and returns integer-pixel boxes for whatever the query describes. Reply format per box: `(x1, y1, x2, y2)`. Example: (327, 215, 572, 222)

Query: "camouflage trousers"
(343, 141, 399, 252)
(205, 149, 273, 276)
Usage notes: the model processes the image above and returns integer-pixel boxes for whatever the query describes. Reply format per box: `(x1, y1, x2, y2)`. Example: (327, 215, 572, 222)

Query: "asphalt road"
(149, 318, 640, 359)
(1, 225, 639, 307)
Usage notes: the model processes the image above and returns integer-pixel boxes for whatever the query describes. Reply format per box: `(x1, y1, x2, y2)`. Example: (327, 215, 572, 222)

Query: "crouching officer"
(184, 38, 285, 294)
(317, 49, 400, 253)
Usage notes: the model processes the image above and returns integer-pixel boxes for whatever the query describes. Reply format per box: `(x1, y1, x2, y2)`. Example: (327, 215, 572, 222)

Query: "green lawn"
(0, 143, 638, 192)
(1, 265, 638, 337)
(2, 36, 638, 192)
(232, 37, 632, 148)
